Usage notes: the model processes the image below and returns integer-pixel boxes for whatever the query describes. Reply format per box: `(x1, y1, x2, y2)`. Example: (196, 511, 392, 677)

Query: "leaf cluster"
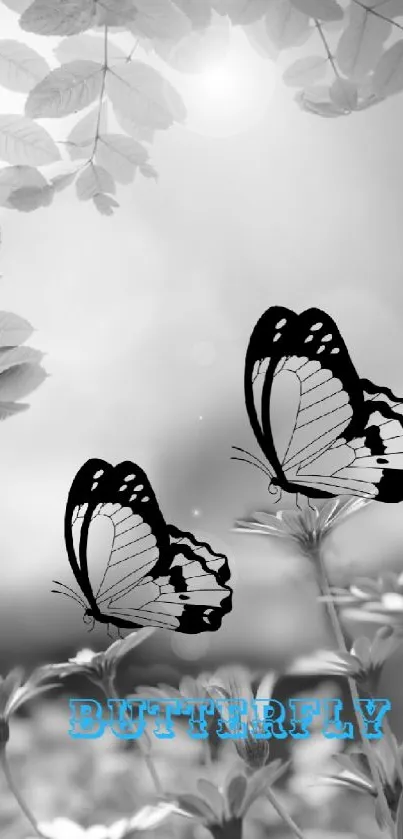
(0, 0, 402, 215)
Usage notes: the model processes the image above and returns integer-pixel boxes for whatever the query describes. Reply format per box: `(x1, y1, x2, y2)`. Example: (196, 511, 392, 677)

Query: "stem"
(315, 20, 340, 80)
(265, 786, 308, 839)
(352, 0, 403, 32)
(0, 748, 46, 838)
(383, 717, 403, 790)
(104, 678, 163, 796)
(316, 551, 396, 836)
(89, 25, 108, 163)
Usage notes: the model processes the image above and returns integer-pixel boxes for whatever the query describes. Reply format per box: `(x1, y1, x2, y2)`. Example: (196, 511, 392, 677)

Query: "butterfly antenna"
(52, 580, 86, 608)
(231, 455, 273, 480)
(231, 445, 272, 473)
(231, 446, 273, 480)
(51, 589, 86, 609)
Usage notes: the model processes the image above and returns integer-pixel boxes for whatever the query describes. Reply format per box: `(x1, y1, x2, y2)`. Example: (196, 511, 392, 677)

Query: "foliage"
(0, 0, 402, 216)
(0, 309, 47, 420)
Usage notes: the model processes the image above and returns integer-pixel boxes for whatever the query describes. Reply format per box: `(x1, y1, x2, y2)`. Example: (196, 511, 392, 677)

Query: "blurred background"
(1, 0, 403, 732)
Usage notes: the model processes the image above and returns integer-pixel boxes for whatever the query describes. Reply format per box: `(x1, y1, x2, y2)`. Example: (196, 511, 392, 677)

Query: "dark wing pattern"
(56, 459, 232, 633)
(243, 306, 403, 501)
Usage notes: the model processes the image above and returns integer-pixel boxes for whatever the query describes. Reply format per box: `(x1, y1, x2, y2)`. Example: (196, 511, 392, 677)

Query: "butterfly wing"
(244, 306, 403, 500)
(64, 459, 232, 632)
(63, 457, 113, 610)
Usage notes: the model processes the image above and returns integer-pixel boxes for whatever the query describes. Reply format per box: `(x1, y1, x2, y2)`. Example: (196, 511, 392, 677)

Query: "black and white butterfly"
(234, 305, 403, 503)
(53, 459, 232, 635)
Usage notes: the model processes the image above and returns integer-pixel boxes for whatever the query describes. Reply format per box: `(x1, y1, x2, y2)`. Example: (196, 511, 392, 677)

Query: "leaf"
(366, 0, 403, 15)
(266, 0, 311, 50)
(211, 0, 268, 25)
(283, 55, 328, 86)
(96, 133, 148, 184)
(290, 0, 343, 21)
(336, 3, 391, 81)
(296, 88, 348, 117)
(6, 184, 54, 211)
(197, 780, 224, 820)
(93, 193, 119, 215)
(0, 401, 29, 420)
(54, 34, 126, 64)
(0, 362, 47, 401)
(172, 0, 212, 29)
(0, 346, 44, 373)
(0, 164, 47, 204)
(0, 116, 60, 166)
(140, 162, 158, 180)
(0, 41, 49, 94)
(175, 793, 216, 821)
(153, 21, 230, 74)
(226, 775, 247, 818)
(76, 163, 115, 200)
(95, 0, 138, 26)
(1, 0, 32, 11)
(330, 77, 358, 110)
(0, 311, 34, 347)
(128, 0, 191, 41)
(66, 106, 107, 160)
(373, 42, 403, 98)
(244, 18, 280, 61)
(114, 110, 156, 144)
(26, 61, 104, 118)
(106, 62, 186, 130)
(50, 171, 77, 192)
(20, 0, 97, 36)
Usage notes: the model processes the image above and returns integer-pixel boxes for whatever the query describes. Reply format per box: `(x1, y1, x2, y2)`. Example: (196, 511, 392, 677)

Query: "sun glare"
(174, 30, 278, 138)
(148, 20, 278, 139)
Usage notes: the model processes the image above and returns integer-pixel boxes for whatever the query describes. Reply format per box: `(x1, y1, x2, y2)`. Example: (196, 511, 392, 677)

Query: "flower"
(41, 628, 155, 691)
(200, 666, 279, 771)
(323, 736, 402, 824)
(28, 803, 187, 839)
(234, 496, 370, 561)
(288, 626, 401, 692)
(173, 760, 288, 839)
(326, 572, 403, 630)
(0, 667, 60, 747)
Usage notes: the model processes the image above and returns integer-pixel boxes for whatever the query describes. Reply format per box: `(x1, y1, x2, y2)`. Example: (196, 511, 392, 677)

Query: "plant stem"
(104, 678, 163, 796)
(265, 786, 308, 839)
(383, 717, 403, 789)
(352, 0, 403, 32)
(0, 748, 46, 838)
(316, 551, 396, 836)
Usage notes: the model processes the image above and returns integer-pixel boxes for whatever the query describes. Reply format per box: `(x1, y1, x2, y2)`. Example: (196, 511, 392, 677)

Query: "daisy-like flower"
(0, 667, 60, 747)
(27, 803, 187, 839)
(288, 626, 401, 693)
(43, 628, 155, 692)
(325, 572, 403, 630)
(323, 735, 403, 826)
(174, 761, 288, 839)
(200, 666, 280, 772)
(235, 496, 370, 561)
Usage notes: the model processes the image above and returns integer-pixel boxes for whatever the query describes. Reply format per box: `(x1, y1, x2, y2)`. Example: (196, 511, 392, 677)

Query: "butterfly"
(234, 305, 403, 504)
(52, 458, 232, 636)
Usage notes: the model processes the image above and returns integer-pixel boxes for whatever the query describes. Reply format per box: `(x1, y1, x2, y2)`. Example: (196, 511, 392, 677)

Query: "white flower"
(69, 649, 97, 666)
(30, 819, 109, 839)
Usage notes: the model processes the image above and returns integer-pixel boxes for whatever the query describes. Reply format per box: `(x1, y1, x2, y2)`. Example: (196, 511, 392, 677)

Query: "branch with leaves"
(0, 0, 402, 217)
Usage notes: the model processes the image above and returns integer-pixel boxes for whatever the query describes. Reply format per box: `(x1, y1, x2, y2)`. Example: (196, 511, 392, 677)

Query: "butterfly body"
(55, 459, 232, 634)
(241, 306, 403, 502)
